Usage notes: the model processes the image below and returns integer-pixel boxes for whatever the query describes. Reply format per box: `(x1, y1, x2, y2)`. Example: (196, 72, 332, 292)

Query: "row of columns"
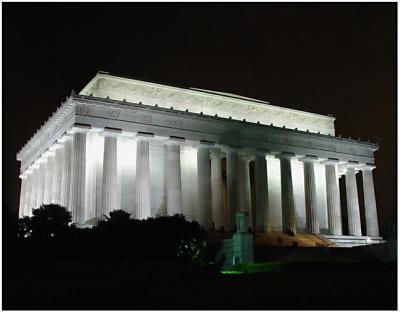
(19, 127, 88, 222)
(196, 147, 378, 237)
(274, 154, 379, 237)
(18, 127, 380, 237)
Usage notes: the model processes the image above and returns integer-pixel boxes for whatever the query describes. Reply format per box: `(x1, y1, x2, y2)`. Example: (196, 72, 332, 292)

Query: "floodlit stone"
(15, 73, 381, 245)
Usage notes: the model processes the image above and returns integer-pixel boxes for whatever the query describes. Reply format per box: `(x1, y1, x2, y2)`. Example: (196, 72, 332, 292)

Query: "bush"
(177, 237, 207, 263)
(16, 208, 210, 264)
(17, 216, 31, 239)
(17, 204, 72, 239)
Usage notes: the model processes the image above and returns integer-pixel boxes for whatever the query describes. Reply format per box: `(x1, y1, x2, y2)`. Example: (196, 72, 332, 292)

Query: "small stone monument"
(232, 212, 254, 265)
(217, 211, 254, 270)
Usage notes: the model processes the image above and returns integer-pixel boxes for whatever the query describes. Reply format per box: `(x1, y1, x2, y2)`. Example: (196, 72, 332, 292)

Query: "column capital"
(360, 163, 376, 171)
(31, 162, 41, 169)
(343, 161, 360, 168)
(68, 123, 91, 134)
(23, 168, 34, 176)
(165, 136, 185, 146)
(341, 161, 362, 173)
(209, 148, 226, 159)
(42, 149, 56, 159)
(101, 127, 122, 137)
(238, 149, 255, 161)
(299, 155, 319, 163)
(135, 131, 154, 141)
(321, 158, 340, 166)
(49, 142, 64, 151)
(37, 157, 47, 164)
(255, 148, 271, 157)
(19, 173, 28, 179)
(58, 133, 73, 143)
(275, 152, 295, 160)
(120, 130, 138, 138)
(222, 145, 242, 154)
(37, 150, 53, 164)
(196, 140, 215, 149)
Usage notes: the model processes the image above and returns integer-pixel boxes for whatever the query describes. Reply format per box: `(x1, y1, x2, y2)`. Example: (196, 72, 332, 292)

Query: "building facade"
(17, 72, 381, 244)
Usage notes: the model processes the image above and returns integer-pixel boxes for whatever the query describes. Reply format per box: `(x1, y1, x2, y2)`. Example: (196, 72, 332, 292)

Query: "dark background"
(4, 3, 397, 233)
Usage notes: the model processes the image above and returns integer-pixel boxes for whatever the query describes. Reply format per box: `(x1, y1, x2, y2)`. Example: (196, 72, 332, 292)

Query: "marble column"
(301, 156, 319, 234)
(43, 154, 55, 204)
(361, 165, 379, 237)
(101, 128, 121, 217)
(136, 136, 151, 219)
(36, 161, 46, 209)
(323, 159, 342, 235)
(51, 144, 64, 204)
(69, 126, 89, 224)
(255, 151, 269, 233)
(85, 132, 100, 221)
(210, 148, 225, 230)
(60, 136, 72, 210)
(197, 144, 211, 227)
(225, 147, 238, 232)
(23, 173, 33, 217)
(18, 174, 27, 218)
(30, 166, 39, 213)
(344, 164, 362, 236)
(166, 141, 183, 216)
(238, 150, 253, 229)
(276, 152, 297, 235)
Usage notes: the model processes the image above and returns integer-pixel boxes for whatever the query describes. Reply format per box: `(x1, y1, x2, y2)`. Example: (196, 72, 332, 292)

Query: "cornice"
(16, 96, 76, 171)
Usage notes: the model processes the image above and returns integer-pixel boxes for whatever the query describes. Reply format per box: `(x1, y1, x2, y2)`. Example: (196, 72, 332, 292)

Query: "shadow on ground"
(4, 244, 397, 310)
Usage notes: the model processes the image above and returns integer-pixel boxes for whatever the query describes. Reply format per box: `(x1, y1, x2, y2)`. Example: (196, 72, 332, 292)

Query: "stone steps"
(321, 235, 385, 248)
(209, 231, 385, 248)
(254, 233, 331, 247)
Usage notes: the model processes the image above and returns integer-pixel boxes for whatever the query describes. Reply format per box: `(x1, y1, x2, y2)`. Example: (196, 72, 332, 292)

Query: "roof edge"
(80, 71, 336, 122)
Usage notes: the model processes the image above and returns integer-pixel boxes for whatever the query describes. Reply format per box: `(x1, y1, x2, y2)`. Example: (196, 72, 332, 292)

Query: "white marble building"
(17, 72, 382, 245)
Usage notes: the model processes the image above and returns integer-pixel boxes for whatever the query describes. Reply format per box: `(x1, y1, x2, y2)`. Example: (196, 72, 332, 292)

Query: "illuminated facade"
(17, 72, 382, 246)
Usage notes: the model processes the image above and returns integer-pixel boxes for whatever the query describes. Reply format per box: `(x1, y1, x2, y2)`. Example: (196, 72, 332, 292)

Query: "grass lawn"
(4, 258, 396, 310)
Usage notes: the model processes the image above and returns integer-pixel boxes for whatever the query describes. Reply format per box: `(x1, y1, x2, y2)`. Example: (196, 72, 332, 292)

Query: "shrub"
(18, 204, 72, 239)
(17, 208, 210, 264)
(17, 216, 31, 239)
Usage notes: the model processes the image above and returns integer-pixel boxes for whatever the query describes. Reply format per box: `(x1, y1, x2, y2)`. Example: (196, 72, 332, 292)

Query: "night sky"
(4, 3, 397, 231)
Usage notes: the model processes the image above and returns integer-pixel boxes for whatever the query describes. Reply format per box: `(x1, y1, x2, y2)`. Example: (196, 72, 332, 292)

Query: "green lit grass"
(221, 270, 243, 275)
(221, 261, 288, 274)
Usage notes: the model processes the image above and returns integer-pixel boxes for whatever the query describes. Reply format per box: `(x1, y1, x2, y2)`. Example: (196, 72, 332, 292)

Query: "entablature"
(17, 94, 379, 174)
(73, 95, 377, 162)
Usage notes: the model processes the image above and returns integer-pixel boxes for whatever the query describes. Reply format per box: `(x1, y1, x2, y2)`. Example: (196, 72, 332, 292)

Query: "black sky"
(3, 3, 397, 230)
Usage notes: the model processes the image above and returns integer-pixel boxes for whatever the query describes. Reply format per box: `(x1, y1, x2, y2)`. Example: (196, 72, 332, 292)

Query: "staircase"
(321, 235, 385, 248)
(255, 232, 337, 247)
(209, 231, 385, 248)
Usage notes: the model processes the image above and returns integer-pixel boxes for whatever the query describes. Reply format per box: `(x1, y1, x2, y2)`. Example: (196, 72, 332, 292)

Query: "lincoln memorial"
(16, 72, 383, 247)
